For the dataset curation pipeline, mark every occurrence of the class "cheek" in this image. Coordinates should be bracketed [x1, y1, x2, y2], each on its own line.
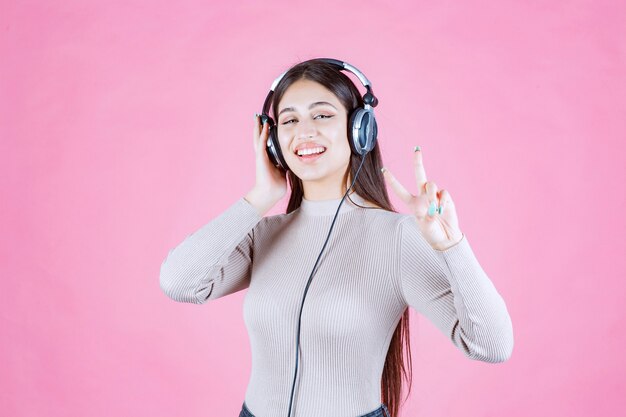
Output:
[336, 132, 352, 154]
[340, 140, 353, 161]
[275, 132, 290, 153]
[278, 139, 293, 157]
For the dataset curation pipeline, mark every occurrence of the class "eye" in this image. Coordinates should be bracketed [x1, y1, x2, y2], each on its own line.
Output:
[280, 115, 334, 125]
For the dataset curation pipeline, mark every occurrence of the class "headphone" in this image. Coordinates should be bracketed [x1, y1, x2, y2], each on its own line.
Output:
[258, 58, 386, 417]
[260, 58, 379, 172]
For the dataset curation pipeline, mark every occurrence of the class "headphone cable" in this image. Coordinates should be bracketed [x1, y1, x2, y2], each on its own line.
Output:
[286, 153, 368, 417]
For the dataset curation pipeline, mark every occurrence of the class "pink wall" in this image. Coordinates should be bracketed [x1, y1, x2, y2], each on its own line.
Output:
[2, 1, 624, 416]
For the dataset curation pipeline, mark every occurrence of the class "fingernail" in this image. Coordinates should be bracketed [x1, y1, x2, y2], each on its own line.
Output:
[380, 167, 387, 173]
[414, 146, 421, 152]
[428, 201, 437, 216]
[438, 205, 444, 214]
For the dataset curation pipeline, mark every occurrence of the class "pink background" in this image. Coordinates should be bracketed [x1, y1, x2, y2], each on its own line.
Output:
[2, 1, 624, 416]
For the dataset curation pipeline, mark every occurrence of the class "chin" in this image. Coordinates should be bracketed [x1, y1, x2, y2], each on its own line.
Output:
[292, 169, 326, 182]
[294, 165, 347, 184]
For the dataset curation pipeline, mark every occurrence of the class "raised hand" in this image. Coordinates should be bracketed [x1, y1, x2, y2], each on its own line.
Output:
[382, 146, 464, 251]
[244, 114, 288, 217]
[252, 114, 288, 197]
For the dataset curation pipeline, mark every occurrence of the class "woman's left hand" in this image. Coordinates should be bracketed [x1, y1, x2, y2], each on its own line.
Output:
[382, 146, 464, 251]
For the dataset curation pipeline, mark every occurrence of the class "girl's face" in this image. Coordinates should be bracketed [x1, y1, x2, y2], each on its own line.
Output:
[276, 79, 352, 199]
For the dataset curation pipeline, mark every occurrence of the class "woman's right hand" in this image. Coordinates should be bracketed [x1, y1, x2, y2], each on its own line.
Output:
[246, 114, 288, 215]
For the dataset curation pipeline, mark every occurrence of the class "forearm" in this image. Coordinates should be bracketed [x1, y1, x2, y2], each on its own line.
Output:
[159, 197, 262, 303]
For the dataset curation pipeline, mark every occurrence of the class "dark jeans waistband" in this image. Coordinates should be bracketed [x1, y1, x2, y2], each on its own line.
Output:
[238, 401, 391, 417]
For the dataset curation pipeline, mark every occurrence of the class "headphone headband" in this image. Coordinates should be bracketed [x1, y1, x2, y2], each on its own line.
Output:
[270, 58, 372, 90]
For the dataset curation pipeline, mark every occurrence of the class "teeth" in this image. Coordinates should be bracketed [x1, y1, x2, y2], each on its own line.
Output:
[297, 147, 326, 156]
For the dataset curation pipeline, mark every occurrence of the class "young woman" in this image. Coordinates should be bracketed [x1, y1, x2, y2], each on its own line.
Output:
[160, 58, 514, 417]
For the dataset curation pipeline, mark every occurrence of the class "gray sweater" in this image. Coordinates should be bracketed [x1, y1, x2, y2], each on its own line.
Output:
[160, 192, 514, 417]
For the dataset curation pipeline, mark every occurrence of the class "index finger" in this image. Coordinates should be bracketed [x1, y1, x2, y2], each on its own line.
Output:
[253, 114, 268, 151]
[413, 146, 428, 195]
[253, 114, 260, 135]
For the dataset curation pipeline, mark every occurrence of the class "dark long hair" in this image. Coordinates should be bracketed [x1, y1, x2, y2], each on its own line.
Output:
[270, 58, 413, 417]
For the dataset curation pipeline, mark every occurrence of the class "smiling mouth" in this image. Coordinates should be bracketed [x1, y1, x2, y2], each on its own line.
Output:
[295, 147, 326, 161]
[295, 147, 327, 157]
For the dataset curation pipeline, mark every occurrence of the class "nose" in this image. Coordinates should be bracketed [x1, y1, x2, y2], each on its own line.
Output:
[296, 118, 317, 139]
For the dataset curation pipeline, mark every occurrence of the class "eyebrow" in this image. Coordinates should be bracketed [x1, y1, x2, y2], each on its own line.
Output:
[278, 101, 338, 117]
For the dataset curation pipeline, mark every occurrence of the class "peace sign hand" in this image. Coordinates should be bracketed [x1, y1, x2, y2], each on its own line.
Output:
[382, 146, 464, 251]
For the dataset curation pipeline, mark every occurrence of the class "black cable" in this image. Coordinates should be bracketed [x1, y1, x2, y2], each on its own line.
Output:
[286, 153, 368, 417]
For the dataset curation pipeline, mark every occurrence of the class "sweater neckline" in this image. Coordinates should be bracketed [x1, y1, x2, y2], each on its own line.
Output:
[298, 192, 372, 217]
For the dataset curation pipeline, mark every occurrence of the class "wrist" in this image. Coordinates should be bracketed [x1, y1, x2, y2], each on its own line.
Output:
[433, 233, 464, 251]
[244, 188, 276, 217]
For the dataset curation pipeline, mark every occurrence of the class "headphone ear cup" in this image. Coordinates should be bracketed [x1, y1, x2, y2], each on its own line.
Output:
[367, 112, 378, 152]
[348, 109, 362, 155]
[265, 122, 289, 172]
[349, 108, 377, 155]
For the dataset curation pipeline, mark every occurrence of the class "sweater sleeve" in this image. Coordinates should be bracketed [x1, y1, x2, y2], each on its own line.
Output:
[395, 216, 514, 363]
[159, 197, 263, 304]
